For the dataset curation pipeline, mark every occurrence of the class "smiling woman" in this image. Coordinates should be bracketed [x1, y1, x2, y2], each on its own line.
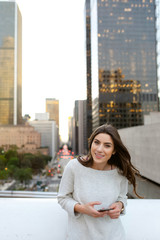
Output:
[58, 124, 142, 240]
[91, 133, 116, 170]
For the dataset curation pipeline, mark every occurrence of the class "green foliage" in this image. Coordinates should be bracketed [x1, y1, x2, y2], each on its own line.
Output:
[7, 165, 18, 178]
[1, 148, 51, 183]
[21, 157, 32, 168]
[0, 169, 9, 180]
[17, 153, 33, 168]
[0, 155, 7, 170]
[42, 155, 52, 164]
[0, 147, 5, 154]
[18, 154, 32, 168]
[31, 155, 45, 173]
[5, 150, 18, 161]
[14, 168, 32, 183]
[7, 157, 20, 167]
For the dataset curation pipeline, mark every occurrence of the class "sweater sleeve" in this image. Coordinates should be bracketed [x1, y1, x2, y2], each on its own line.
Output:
[117, 176, 128, 215]
[57, 160, 81, 218]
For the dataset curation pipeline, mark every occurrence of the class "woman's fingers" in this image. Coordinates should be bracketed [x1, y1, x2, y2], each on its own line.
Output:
[107, 203, 121, 219]
[89, 201, 102, 206]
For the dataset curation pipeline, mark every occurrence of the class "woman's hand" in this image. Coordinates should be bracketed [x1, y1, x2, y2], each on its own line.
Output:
[74, 201, 108, 218]
[107, 201, 123, 219]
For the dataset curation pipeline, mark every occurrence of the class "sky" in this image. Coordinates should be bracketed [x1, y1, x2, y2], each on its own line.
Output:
[16, 0, 86, 142]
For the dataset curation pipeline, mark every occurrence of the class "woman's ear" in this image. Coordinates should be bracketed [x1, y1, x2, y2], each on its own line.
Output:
[112, 150, 116, 155]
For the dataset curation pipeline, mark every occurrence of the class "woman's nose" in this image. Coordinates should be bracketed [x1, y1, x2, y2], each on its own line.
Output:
[97, 144, 103, 151]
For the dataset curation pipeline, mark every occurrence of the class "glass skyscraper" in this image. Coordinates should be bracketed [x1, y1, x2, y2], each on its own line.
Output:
[156, 0, 160, 108]
[87, 0, 158, 130]
[0, 0, 22, 125]
[85, 0, 92, 145]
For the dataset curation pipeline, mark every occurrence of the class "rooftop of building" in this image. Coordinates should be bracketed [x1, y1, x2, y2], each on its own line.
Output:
[0, 191, 159, 240]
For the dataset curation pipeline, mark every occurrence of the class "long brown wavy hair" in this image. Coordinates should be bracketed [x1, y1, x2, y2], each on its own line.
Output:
[78, 124, 142, 198]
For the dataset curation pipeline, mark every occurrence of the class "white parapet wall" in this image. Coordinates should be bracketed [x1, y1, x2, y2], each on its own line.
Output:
[0, 196, 159, 240]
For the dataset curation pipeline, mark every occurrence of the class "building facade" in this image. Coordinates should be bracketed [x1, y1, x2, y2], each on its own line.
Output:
[72, 100, 87, 155]
[156, 0, 160, 109]
[0, 1, 22, 125]
[119, 112, 160, 198]
[68, 116, 73, 149]
[29, 120, 59, 158]
[87, 0, 158, 130]
[35, 113, 49, 121]
[0, 124, 41, 152]
[46, 98, 59, 128]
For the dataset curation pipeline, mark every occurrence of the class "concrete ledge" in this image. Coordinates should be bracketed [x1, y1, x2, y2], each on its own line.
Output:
[0, 197, 159, 240]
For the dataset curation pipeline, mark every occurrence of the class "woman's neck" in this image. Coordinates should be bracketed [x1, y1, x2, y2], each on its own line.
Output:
[91, 162, 112, 171]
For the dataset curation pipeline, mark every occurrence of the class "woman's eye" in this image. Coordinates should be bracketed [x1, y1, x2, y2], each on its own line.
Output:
[94, 141, 99, 144]
[104, 145, 110, 148]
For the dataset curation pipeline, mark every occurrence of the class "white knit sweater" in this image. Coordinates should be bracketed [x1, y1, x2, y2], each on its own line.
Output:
[58, 158, 128, 240]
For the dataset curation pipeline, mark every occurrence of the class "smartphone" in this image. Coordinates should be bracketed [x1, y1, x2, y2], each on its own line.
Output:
[97, 208, 114, 212]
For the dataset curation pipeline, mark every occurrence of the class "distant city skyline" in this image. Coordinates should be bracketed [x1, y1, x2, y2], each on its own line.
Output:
[15, 0, 86, 141]
[2, 0, 159, 142]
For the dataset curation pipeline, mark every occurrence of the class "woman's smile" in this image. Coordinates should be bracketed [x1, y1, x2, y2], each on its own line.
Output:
[94, 153, 105, 159]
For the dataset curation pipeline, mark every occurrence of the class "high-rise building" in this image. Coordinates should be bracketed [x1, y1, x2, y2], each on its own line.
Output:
[0, 1, 22, 125]
[72, 100, 87, 155]
[68, 116, 73, 149]
[86, 0, 159, 130]
[46, 98, 59, 127]
[156, 0, 160, 109]
[29, 119, 59, 158]
[85, 0, 92, 143]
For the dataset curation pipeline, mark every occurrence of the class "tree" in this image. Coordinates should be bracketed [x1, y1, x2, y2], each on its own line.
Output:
[14, 168, 32, 186]
[31, 155, 44, 173]
[0, 169, 9, 180]
[21, 157, 32, 168]
[5, 149, 18, 161]
[7, 157, 20, 167]
[0, 155, 7, 170]
[0, 147, 4, 155]
[42, 155, 52, 165]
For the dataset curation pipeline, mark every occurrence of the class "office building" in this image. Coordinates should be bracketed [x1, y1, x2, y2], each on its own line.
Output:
[29, 119, 59, 158]
[72, 100, 87, 155]
[0, 124, 42, 154]
[85, 0, 92, 143]
[68, 116, 73, 149]
[46, 98, 59, 127]
[0, 0, 22, 125]
[156, 0, 160, 108]
[87, 0, 158, 130]
[35, 112, 49, 121]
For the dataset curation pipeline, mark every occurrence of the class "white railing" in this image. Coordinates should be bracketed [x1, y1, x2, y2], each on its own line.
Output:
[0, 190, 57, 198]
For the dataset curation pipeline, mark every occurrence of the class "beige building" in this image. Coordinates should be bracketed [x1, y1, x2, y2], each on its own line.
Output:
[46, 98, 59, 127]
[119, 112, 160, 198]
[0, 124, 48, 154]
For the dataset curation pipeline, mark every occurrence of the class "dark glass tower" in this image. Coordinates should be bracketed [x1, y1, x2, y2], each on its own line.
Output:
[88, 0, 158, 130]
[0, 1, 22, 125]
[156, 0, 160, 110]
[85, 0, 92, 144]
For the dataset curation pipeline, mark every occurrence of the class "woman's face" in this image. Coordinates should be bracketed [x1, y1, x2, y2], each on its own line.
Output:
[91, 133, 115, 170]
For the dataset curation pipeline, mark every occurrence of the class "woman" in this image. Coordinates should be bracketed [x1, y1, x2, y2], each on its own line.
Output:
[58, 124, 141, 240]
